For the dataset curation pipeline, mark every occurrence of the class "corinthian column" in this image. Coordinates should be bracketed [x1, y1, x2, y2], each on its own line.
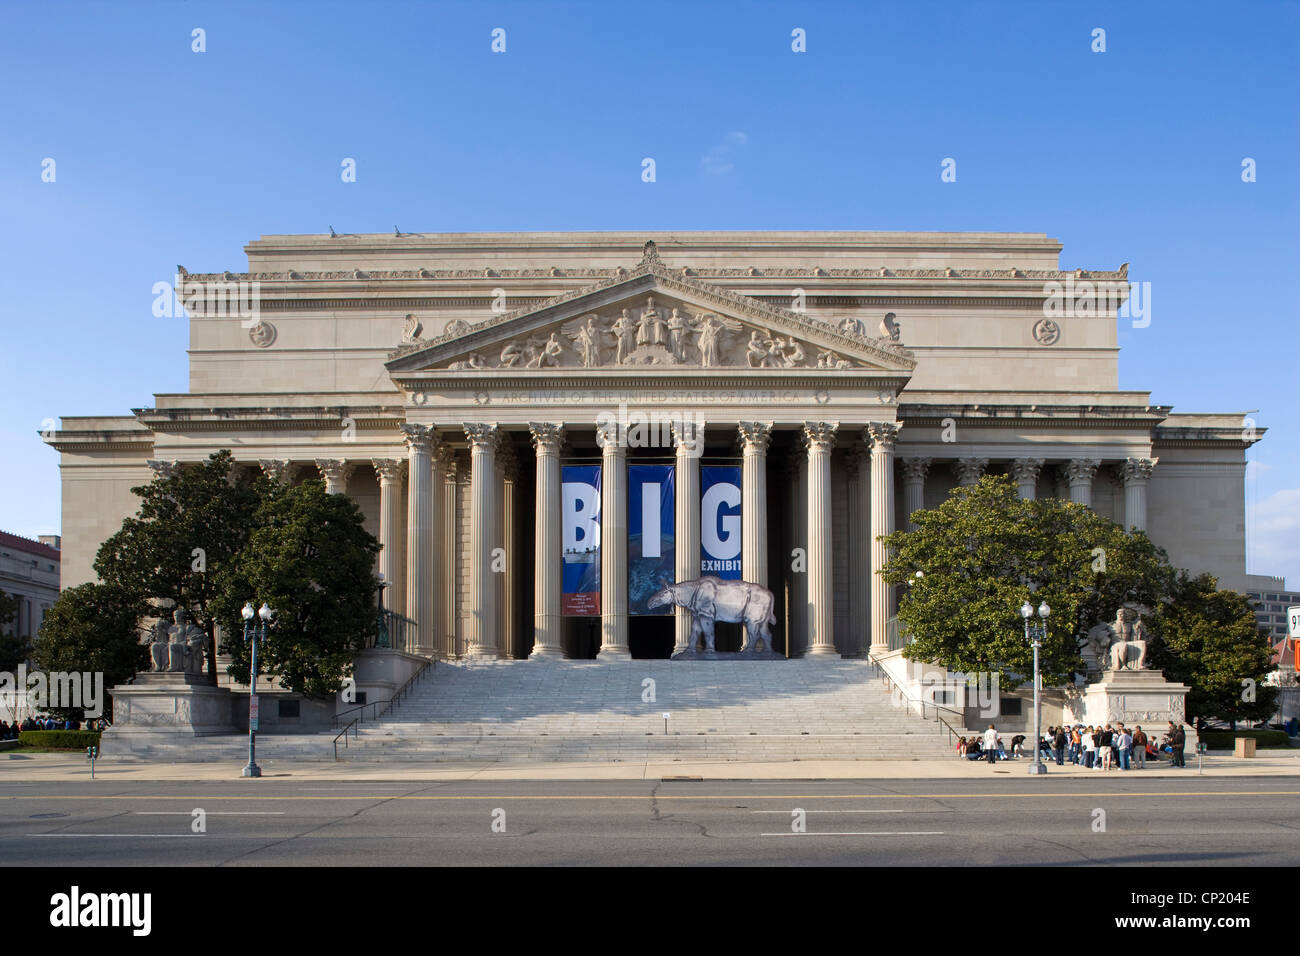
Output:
[953, 457, 988, 488]
[1011, 458, 1045, 500]
[597, 423, 630, 660]
[464, 423, 501, 658]
[1067, 458, 1101, 507]
[315, 459, 355, 494]
[899, 457, 931, 531]
[1120, 457, 1157, 531]
[868, 422, 900, 657]
[499, 443, 519, 659]
[737, 422, 771, 588]
[528, 424, 565, 658]
[440, 447, 459, 658]
[673, 420, 704, 654]
[803, 422, 839, 657]
[372, 458, 408, 617]
[401, 425, 438, 656]
[848, 446, 872, 656]
[259, 459, 293, 486]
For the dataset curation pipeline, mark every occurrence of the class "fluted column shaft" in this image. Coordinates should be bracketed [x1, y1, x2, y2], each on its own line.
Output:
[529, 424, 565, 658]
[440, 449, 459, 658]
[1121, 457, 1157, 532]
[804, 422, 838, 657]
[372, 459, 407, 617]
[738, 423, 771, 589]
[868, 423, 900, 657]
[401, 427, 437, 656]
[465, 424, 501, 658]
[848, 447, 872, 656]
[598, 428, 630, 659]
[673, 422, 703, 653]
[899, 457, 930, 532]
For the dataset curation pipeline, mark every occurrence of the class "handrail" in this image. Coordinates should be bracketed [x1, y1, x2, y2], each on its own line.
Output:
[870, 658, 962, 746]
[331, 659, 436, 760]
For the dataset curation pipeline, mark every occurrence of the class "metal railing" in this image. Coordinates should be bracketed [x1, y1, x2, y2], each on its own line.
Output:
[870, 658, 962, 746]
[362, 609, 416, 652]
[332, 659, 435, 760]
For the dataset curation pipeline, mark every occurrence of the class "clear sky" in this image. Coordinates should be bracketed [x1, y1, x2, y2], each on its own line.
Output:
[1, 0, 1296, 586]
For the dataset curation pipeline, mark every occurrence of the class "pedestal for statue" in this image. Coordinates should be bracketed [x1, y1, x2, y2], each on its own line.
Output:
[1069, 669, 1190, 732]
[100, 672, 238, 755]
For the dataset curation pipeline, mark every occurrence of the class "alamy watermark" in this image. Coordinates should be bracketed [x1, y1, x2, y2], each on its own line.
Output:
[595, 404, 705, 456]
[153, 271, 262, 327]
[1043, 278, 1151, 328]
[0, 666, 104, 719]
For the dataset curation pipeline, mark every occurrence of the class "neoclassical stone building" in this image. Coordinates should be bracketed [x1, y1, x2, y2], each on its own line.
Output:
[46, 231, 1261, 660]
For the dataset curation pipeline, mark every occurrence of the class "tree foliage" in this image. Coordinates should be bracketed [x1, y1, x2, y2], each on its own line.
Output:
[881, 475, 1174, 685]
[212, 480, 379, 698]
[93, 450, 261, 681]
[1147, 572, 1279, 725]
[31, 583, 150, 719]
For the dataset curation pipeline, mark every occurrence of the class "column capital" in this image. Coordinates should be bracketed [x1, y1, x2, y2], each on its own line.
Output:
[400, 423, 437, 453]
[899, 456, 932, 482]
[802, 421, 839, 450]
[371, 458, 407, 484]
[315, 459, 356, 490]
[1010, 457, 1045, 484]
[527, 422, 566, 454]
[1120, 457, 1157, 484]
[463, 422, 500, 452]
[953, 457, 989, 486]
[865, 421, 900, 452]
[258, 459, 293, 484]
[737, 421, 773, 454]
[597, 423, 628, 455]
[1066, 457, 1101, 485]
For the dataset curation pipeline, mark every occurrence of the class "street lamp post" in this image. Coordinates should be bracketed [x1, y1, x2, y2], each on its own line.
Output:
[1022, 599, 1051, 776]
[241, 601, 273, 779]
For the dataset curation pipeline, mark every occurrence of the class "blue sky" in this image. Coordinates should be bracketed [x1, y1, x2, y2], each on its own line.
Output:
[1, 1, 1296, 585]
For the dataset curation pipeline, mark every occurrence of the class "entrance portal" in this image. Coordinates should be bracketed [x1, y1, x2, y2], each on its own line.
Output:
[628, 616, 674, 659]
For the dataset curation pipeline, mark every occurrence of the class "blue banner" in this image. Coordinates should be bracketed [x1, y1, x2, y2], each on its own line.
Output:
[701, 465, 742, 580]
[562, 465, 601, 616]
[628, 464, 676, 615]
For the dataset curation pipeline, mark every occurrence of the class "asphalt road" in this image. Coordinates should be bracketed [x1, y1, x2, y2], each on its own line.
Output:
[2, 777, 1297, 866]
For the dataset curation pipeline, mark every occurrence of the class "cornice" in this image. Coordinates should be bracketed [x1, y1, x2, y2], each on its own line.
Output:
[133, 406, 405, 433]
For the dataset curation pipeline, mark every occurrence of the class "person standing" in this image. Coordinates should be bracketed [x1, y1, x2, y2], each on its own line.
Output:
[983, 724, 999, 766]
[1117, 728, 1132, 770]
[1052, 726, 1067, 766]
[1170, 723, 1186, 768]
[1099, 724, 1114, 770]
[1132, 726, 1147, 769]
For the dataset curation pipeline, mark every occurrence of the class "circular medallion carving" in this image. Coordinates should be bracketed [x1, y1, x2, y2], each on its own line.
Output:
[1032, 318, 1060, 346]
[248, 320, 277, 348]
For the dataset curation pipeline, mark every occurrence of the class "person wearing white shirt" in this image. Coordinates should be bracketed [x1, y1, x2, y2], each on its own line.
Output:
[982, 724, 999, 765]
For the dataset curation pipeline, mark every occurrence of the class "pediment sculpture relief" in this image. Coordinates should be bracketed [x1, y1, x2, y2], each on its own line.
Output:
[439, 296, 852, 372]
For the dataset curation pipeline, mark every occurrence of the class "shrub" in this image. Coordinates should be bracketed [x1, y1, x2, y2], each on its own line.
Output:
[1198, 730, 1290, 750]
[17, 730, 102, 750]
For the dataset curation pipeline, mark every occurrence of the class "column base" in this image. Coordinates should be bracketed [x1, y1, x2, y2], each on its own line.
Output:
[596, 647, 631, 661]
[804, 645, 842, 659]
[529, 646, 566, 660]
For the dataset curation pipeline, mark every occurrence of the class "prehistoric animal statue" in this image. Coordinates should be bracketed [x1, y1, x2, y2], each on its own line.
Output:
[647, 577, 776, 653]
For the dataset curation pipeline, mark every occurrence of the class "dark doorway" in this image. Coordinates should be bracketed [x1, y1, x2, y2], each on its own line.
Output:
[629, 615, 674, 659]
[564, 617, 600, 659]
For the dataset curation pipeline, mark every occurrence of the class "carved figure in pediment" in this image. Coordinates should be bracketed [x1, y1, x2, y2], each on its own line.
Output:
[667, 308, 692, 363]
[782, 338, 806, 367]
[816, 349, 851, 369]
[449, 353, 489, 370]
[499, 342, 523, 368]
[880, 312, 901, 342]
[746, 330, 770, 368]
[402, 313, 424, 344]
[525, 332, 563, 369]
[612, 309, 637, 365]
[563, 314, 603, 367]
[697, 314, 741, 368]
[637, 296, 667, 347]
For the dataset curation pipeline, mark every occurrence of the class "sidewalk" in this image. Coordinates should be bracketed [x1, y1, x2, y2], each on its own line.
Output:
[3, 750, 1299, 782]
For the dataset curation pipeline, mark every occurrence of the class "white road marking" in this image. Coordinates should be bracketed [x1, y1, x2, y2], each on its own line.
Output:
[133, 811, 285, 816]
[761, 831, 946, 837]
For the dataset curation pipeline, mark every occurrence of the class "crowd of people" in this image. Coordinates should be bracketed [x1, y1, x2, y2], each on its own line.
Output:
[957, 721, 1188, 768]
[0, 715, 103, 739]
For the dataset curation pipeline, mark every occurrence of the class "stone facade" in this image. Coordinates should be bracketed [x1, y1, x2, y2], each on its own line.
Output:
[44, 231, 1263, 659]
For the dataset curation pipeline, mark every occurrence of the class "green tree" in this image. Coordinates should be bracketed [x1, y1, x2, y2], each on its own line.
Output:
[1147, 572, 1279, 726]
[212, 480, 379, 698]
[30, 583, 150, 719]
[93, 450, 261, 682]
[881, 475, 1174, 685]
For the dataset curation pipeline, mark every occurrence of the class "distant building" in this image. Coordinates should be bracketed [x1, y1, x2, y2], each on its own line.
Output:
[1244, 574, 1299, 644]
[0, 531, 61, 641]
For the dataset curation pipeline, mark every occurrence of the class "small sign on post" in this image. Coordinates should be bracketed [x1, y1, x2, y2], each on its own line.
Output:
[249, 694, 259, 732]
[1287, 606, 1300, 640]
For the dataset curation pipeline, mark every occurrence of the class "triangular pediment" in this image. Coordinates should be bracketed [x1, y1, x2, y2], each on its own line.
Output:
[386, 244, 915, 376]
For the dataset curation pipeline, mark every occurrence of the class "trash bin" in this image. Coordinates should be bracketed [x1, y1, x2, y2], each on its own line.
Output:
[1233, 737, 1256, 758]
